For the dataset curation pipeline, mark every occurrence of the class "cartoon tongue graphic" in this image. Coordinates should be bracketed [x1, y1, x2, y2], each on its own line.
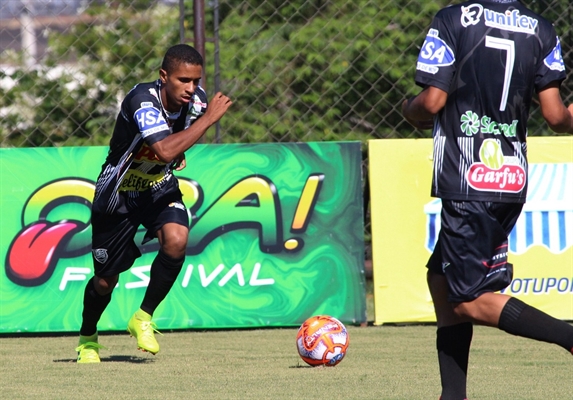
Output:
[6, 221, 78, 286]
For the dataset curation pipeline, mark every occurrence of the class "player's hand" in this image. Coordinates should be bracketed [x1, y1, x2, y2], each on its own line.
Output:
[404, 116, 434, 130]
[172, 154, 186, 171]
[402, 99, 434, 130]
[205, 92, 233, 124]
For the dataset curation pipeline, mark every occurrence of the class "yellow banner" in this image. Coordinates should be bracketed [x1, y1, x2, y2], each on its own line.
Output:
[369, 137, 573, 324]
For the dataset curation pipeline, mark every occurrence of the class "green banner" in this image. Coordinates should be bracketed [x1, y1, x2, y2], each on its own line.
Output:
[0, 142, 365, 333]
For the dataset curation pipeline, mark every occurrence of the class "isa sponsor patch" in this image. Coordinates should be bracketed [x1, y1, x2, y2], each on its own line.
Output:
[416, 29, 455, 75]
[135, 106, 169, 138]
[544, 37, 565, 72]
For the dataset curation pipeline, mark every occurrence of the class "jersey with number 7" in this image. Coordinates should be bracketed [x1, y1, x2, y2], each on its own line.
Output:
[414, 0, 566, 203]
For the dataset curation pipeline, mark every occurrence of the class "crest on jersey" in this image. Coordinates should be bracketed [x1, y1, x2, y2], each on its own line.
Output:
[544, 37, 565, 72]
[460, 4, 483, 27]
[416, 29, 455, 74]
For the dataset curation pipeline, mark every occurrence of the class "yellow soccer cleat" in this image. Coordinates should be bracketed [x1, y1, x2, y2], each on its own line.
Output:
[76, 334, 106, 363]
[127, 310, 162, 355]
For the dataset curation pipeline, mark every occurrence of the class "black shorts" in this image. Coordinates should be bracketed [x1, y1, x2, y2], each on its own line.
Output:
[427, 200, 523, 303]
[91, 190, 189, 277]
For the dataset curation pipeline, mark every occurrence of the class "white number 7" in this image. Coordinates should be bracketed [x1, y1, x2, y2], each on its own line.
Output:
[485, 36, 515, 112]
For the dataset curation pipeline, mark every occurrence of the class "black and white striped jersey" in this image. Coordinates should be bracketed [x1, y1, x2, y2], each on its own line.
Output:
[93, 79, 208, 214]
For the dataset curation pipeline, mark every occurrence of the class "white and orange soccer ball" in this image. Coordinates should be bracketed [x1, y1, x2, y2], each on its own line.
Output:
[296, 315, 349, 367]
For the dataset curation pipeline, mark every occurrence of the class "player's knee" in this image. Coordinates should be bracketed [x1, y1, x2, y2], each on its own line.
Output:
[161, 237, 187, 259]
[159, 226, 188, 258]
[451, 302, 473, 320]
[94, 275, 118, 295]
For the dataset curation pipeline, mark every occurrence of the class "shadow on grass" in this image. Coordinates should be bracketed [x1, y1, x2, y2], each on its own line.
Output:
[289, 364, 331, 369]
[53, 355, 155, 363]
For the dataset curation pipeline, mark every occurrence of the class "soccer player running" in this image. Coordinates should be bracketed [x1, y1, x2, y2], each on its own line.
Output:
[402, 1, 573, 398]
[76, 44, 232, 363]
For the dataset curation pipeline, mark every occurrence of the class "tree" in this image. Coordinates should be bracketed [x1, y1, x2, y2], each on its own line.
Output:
[0, 1, 181, 147]
[1, 0, 570, 147]
[213, 0, 447, 143]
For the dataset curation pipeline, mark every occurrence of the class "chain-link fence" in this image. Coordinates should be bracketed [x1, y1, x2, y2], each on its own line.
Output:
[1, 0, 571, 148]
[1, 0, 572, 263]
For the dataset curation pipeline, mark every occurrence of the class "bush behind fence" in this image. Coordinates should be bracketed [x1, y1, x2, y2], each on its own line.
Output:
[1, 0, 571, 148]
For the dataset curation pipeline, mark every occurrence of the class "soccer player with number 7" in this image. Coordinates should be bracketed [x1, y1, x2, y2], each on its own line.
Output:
[401, 1, 573, 399]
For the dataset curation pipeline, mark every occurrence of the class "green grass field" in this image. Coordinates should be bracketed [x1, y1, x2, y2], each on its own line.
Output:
[1, 324, 571, 399]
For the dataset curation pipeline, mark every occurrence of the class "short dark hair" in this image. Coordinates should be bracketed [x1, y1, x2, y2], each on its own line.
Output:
[161, 44, 203, 72]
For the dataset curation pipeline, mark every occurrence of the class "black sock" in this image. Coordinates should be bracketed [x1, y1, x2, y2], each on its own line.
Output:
[499, 297, 573, 353]
[80, 277, 112, 336]
[437, 322, 473, 400]
[140, 250, 184, 315]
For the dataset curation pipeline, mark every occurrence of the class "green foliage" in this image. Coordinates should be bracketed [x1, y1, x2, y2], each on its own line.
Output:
[0, 67, 109, 146]
[0, 3, 181, 147]
[216, 0, 448, 142]
[1, 0, 569, 147]
[522, 0, 573, 134]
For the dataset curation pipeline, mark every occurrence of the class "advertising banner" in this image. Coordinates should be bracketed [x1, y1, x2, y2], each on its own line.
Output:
[369, 137, 573, 324]
[1, 142, 366, 333]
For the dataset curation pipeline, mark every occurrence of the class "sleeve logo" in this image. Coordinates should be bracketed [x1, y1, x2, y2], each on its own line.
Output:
[544, 37, 565, 72]
[134, 106, 168, 138]
[416, 29, 455, 75]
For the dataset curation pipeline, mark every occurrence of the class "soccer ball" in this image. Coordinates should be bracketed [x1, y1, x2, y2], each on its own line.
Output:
[296, 315, 349, 367]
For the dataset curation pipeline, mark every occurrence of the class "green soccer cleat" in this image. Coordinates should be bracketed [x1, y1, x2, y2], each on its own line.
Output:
[76, 334, 106, 363]
[127, 310, 162, 355]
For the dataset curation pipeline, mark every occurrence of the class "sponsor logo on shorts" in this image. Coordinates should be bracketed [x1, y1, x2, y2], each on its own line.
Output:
[482, 254, 508, 269]
[169, 201, 186, 211]
[483, 245, 508, 276]
[93, 248, 108, 264]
